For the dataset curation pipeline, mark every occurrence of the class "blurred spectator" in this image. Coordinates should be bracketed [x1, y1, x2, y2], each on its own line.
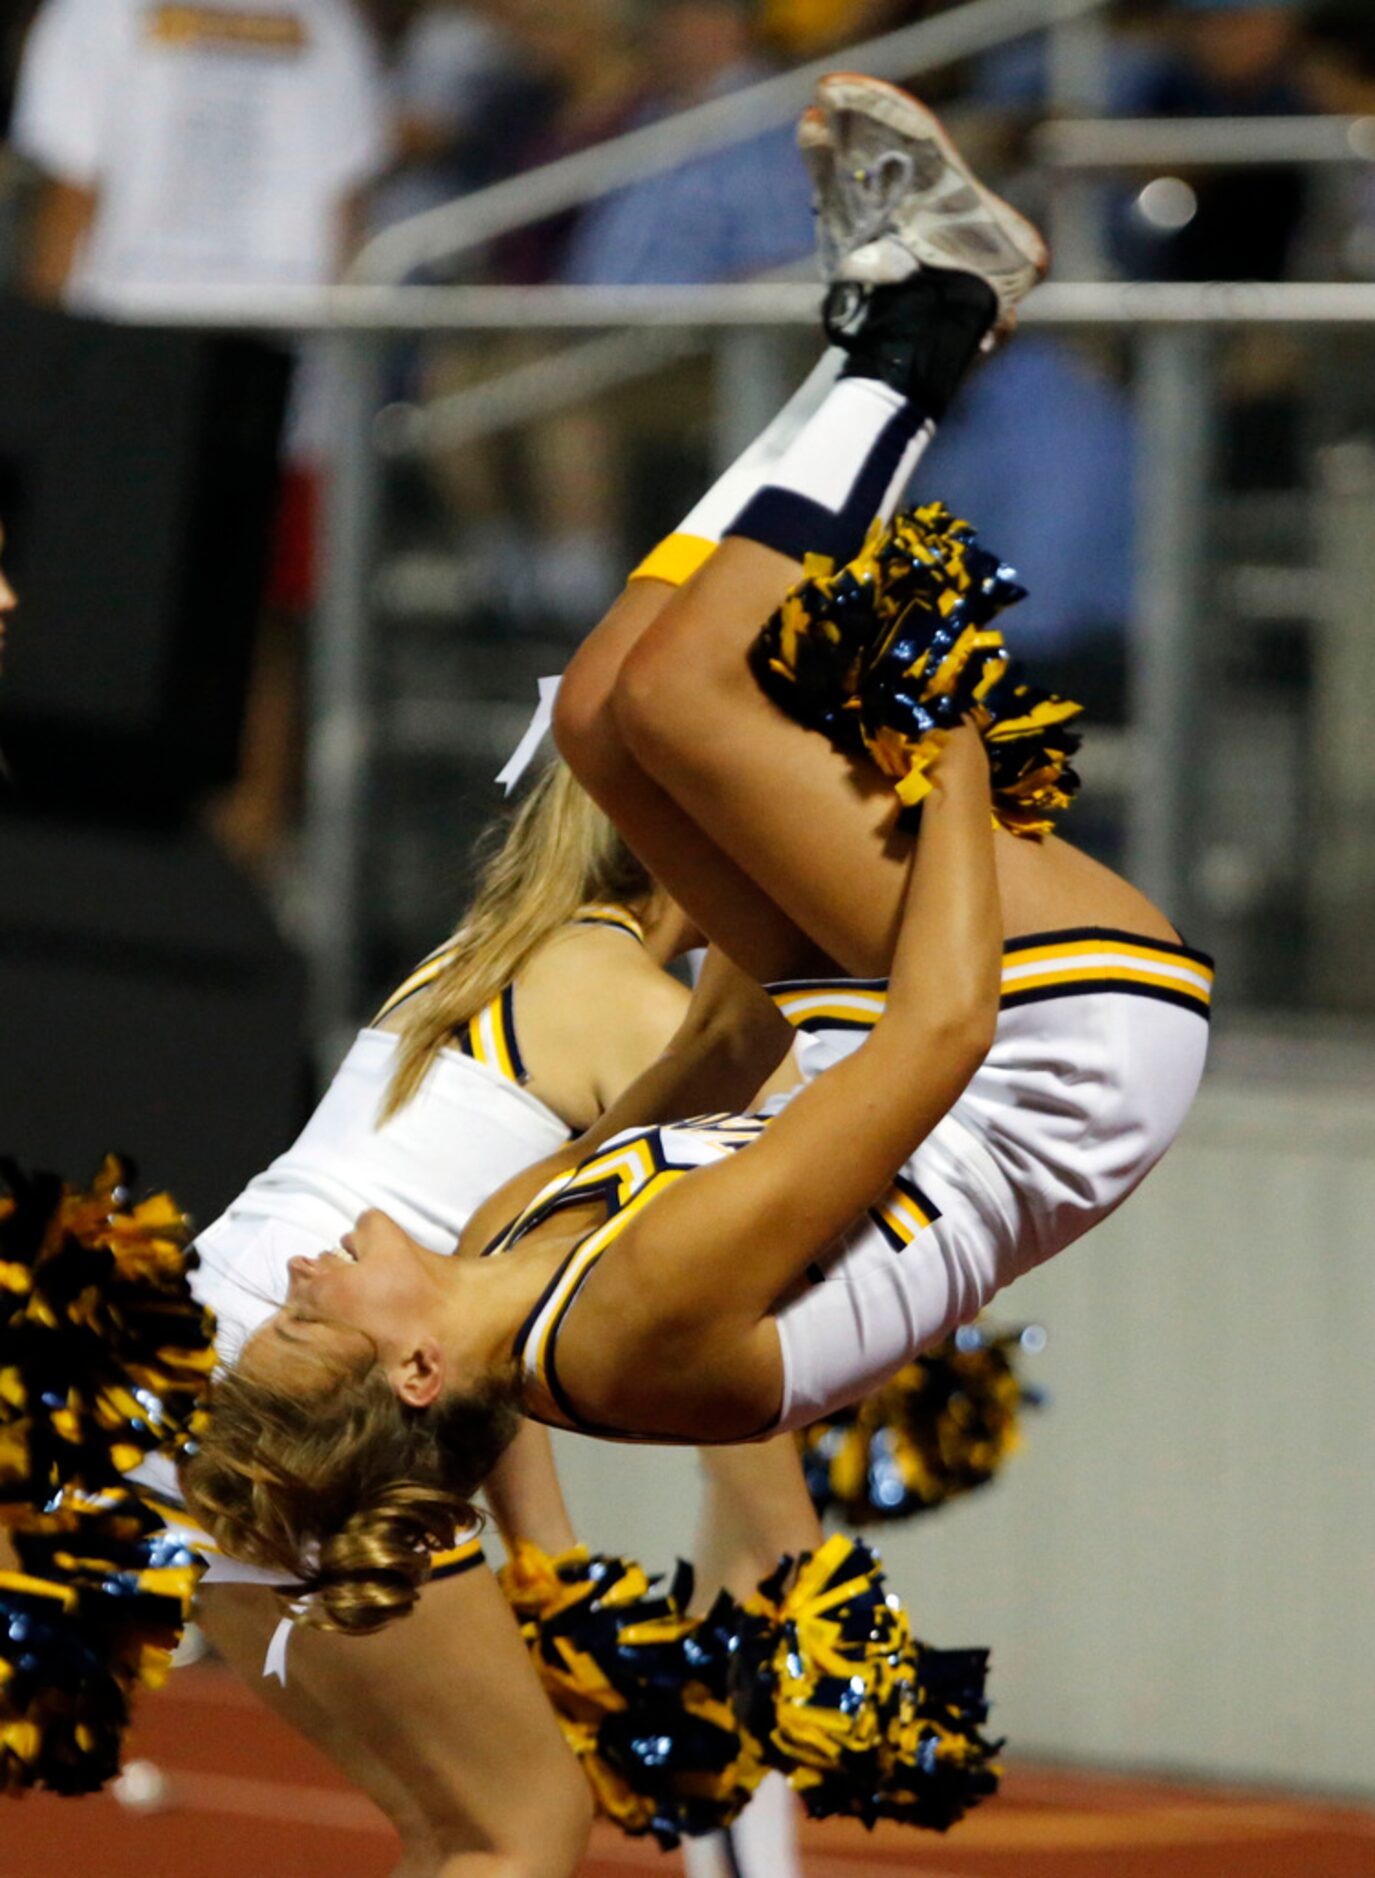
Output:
[1116, 0, 1309, 282]
[563, 0, 815, 284]
[924, 337, 1135, 713]
[1300, 4, 1375, 275]
[759, 0, 922, 61]
[0, 3, 41, 136]
[11, 0, 388, 309]
[0, 2, 41, 289]
[954, 0, 1313, 692]
[418, 0, 644, 627]
[529, 0, 815, 622]
[1296, 3, 1375, 440]
[486, 0, 644, 285]
[1302, 0, 1375, 115]
[976, 0, 1309, 282]
[8, 0, 392, 874]
[369, 0, 526, 234]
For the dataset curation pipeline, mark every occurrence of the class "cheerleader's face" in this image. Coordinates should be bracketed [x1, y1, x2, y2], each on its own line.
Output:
[241, 1208, 449, 1408]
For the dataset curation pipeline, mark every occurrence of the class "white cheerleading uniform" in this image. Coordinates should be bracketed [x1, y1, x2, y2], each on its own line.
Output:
[767, 926, 1212, 1428]
[503, 927, 1212, 1439]
[136, 910, 647, 1583]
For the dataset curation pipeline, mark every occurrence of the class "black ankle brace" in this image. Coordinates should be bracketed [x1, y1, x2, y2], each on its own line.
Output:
[823, 269, 999, 420]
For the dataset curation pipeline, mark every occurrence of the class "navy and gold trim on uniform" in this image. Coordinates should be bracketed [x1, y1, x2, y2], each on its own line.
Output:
[502, 1121, 768, 1441]
[514, 1174, 686, 1440]
[570, 903, 647, 944]
[372, 938, 465, 1023]
[767, 928, 1214, 1029]
[372, 904, 645, 1090]
[869, 1170, 942, 1252]
[768, 979, 888, 1035]
[999, 928, 1214, 1019]
[457, 983, 528, 1084]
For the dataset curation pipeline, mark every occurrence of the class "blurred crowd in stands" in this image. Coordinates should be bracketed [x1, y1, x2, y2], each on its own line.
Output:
[0, 0, 1373, 870]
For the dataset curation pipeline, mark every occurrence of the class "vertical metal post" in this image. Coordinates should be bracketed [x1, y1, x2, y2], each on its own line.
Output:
[1129, 327, 1210, 928]
[304, 333, 381, 1075]
[1046, 11, 1112, 279]
[1312, 440, 1375, 1006]
[713, 326, 792, 472]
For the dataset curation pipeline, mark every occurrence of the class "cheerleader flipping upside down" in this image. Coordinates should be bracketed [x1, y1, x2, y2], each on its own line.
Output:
[186, 77, 1211, 1599]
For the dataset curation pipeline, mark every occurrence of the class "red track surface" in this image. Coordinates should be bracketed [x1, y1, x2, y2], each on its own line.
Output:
[6, 1664, 1373, 1876]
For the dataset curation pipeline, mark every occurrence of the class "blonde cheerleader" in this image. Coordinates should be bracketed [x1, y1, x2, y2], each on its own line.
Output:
[0, 760, 800, 1870]
[181, 74, 1208, 1566]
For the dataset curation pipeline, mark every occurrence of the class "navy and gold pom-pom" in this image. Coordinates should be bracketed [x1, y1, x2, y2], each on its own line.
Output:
[0, 1492, 203, 1795]
[799, 1324, 1045, 1526]
[750, 503, 1083, 838]
[733, 1534, 1000, 1831]
[0, 1157, 215, 1511]
[878, 1640, 1002, 1831]
[498, 1541, 763, 1848]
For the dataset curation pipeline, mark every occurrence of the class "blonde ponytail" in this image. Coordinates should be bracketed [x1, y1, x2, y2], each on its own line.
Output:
[380, 760, 650, 1121]
[181, 1361, 520, 1636]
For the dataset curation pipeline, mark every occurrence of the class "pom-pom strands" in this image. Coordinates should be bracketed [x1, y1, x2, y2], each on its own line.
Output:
[0, 1157, 214, 1510]
[0, 1493, 203, 1795]
[501, 1536, 1000, 1843]
[733, 1534, 1000, 1831]
[498, 1541, 763, 1848]
[750, 502, 1083, 838]
[0, 1158, 209, 1795]
[799, 1325, 1044, 1526]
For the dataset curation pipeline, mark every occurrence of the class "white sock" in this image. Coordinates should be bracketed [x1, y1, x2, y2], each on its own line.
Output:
[629, 350, 845, 588]
[728, 375, 936, 568]
[677, 349, 845, 544]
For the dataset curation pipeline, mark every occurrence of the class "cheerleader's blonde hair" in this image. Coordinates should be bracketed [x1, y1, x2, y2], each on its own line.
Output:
[380, 760, 650, 1120]
[181, 1351, 520, 1635]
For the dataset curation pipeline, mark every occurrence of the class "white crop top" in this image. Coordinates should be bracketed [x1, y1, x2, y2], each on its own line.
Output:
[191, 1029, 569, 1361]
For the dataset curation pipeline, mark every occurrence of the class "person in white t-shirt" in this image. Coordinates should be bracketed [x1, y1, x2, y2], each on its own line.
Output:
[10, 0, 393, 872]
[11, 0, 388, 309]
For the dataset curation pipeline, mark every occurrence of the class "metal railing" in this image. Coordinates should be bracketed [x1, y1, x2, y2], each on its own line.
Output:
[98, 278, 1375, 1059]
[351, 0, 1111, 286]
[78, 0, 1375, 1055]
[1036, 114, 1375, 171]
[99, 277, 1375, 334]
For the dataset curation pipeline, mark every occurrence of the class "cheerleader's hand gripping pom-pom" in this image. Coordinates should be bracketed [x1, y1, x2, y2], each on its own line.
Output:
[0, 1156, 215, 1511]
[498, 1541, 764, 1847]
[799, 1323, 1046, 1526]
[750, 503, 1083, 838]
[0, 1491, 204, 1795]
[733, 1534, 1000, 1831]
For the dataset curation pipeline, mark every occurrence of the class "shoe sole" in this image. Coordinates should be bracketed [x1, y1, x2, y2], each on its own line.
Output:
[797, 103, 830, 155]
[815, 72, 1049, 291]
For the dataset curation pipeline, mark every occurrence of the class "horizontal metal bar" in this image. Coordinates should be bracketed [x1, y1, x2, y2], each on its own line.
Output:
[351, 0, 1107, 284]
[96, 278, 1375, 335]
[1037, 114, 1375, 170]
[376, 326, 701, 456]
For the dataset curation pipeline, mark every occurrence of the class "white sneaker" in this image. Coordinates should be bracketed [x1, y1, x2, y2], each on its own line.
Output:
[797, 103, 849, 282]
[807, 73, 1048, 317]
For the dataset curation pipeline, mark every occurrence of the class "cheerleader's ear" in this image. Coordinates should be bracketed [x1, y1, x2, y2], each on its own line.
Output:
[391, 1335, 445, 1411]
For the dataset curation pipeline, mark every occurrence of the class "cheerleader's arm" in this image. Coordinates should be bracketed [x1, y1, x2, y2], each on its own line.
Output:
[578, 730, 1001, 1440]
[458, 949, 794, 1259]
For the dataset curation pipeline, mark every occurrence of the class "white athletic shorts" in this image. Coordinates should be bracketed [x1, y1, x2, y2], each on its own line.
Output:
[768, 929, 1214, 1430]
